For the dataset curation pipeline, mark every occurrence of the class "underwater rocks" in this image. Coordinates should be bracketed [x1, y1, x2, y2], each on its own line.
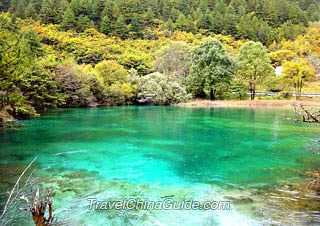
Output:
[306, 170, 320, 192]
[0, 162, 36, 193]
[224, 196, 254, 204]
[219, 177, 320, 225]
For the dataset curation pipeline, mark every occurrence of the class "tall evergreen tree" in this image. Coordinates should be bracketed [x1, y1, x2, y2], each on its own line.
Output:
[114, 15, 128, 39]
[61, 6, 76, 31]
[76, 15, 94, 32]
[130, 16, 143, 38]
[40, 0, 57, 24]
[25, 0, 38, 20]
[100, 15, 111, 35]
[175, 13, 186, 31]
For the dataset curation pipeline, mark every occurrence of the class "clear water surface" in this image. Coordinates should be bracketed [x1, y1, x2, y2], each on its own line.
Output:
[0, 106, 319, 225]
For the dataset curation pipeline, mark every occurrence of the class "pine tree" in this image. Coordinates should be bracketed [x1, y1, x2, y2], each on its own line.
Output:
[306, 3, 320, 21]
[175, 13, 186, 31]
[198, 10, 213, 31]
[185, 15, 196, 33]
[130, 16, 143, 38]
[145, 7, 155, 26]
[161, 0, 170, 21]
[40, 0, 57, 24]
[61, 6, 76, 31]
[199, 0, 208, 13]
[25, 0, 38, 20]
[23, 28, 43, 57]
[164, 18, 175, 34]
[169, 8, 181, 22]
[76, 15, 94, 32]
[114, 15, 128, 39]
[102, 1, 113, 19]
[56, 0, 69, 23]
[215, 0, 227, 14]
[13, 0, 27, 19]
[100, 15, 111, 35]
[69, 0, 81, 16]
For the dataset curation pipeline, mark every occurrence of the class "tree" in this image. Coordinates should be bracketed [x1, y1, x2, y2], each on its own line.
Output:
[269, 50, 298, 66]
[12, 0, 27, 19]
[56, 0, 69, 23]
[55, 59, 95, 107]
[23, 28, 44, 57]
[237, 41, 274, 100]
[94, 60, 129, 87]
[198, 10, 213, 31]
[19, 65, 63, 111]
[175, 13, 186, 31]
[282, 60, 316, 100]
[188, 38, 234, 100]
[154, 41, 190, 82]
[185, 15, 196, 33]
[25, 0, 38, 20]
[40, 0, 56, 24]
[94, 60, 135, 105]
[137, 72, 189, 105]
[306, 3, 320, 21]
[129, 16, 143, 38]
[76, 15, 94, 32]
[145, 7, 155, 26]
[279, 21, 305, 40]
[100, 15, 111, 35]
[61, 6, 76, 31]
[114, 15, 127, 39]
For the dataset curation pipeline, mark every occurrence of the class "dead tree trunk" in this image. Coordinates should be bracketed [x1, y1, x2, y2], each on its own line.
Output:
[20, 188, 54, 226]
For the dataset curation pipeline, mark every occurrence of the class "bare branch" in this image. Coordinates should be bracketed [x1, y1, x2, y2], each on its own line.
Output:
[0, 157, 37, 220]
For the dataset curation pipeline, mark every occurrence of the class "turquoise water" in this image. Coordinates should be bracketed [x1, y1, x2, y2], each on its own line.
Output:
[0, 106, 319, 225]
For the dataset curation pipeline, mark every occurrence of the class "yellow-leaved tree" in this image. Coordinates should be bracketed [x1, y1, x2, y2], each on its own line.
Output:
[282, 60, 316, 100]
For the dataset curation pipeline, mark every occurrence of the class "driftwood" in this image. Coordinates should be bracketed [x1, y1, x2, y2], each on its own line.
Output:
[294, 104, 320, 123]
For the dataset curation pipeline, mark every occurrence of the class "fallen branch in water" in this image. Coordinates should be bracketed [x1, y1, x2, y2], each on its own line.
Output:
[294, 104, 320, 123]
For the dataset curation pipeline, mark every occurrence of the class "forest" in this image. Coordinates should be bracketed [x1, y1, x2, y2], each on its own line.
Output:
[0, 0, 320, 122]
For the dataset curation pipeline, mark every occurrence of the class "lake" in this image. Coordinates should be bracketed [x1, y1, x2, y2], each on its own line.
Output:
[0, 106, 319, 225]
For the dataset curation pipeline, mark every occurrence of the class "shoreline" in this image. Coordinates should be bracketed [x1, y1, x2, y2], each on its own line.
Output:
[176, 100, 320, 108]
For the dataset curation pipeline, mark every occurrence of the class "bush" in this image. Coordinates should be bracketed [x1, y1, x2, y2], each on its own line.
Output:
[94, 60, 136, 105]
[137, 72, 189, 105]
[54, 59, 96, 107]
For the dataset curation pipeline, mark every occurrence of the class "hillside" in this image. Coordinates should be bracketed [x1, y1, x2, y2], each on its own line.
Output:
[0, 0, 319, 123]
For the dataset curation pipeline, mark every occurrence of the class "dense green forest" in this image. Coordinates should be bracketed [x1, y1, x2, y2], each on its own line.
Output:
[2, 0, 320, 43]
[0, 0, 319, 123]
